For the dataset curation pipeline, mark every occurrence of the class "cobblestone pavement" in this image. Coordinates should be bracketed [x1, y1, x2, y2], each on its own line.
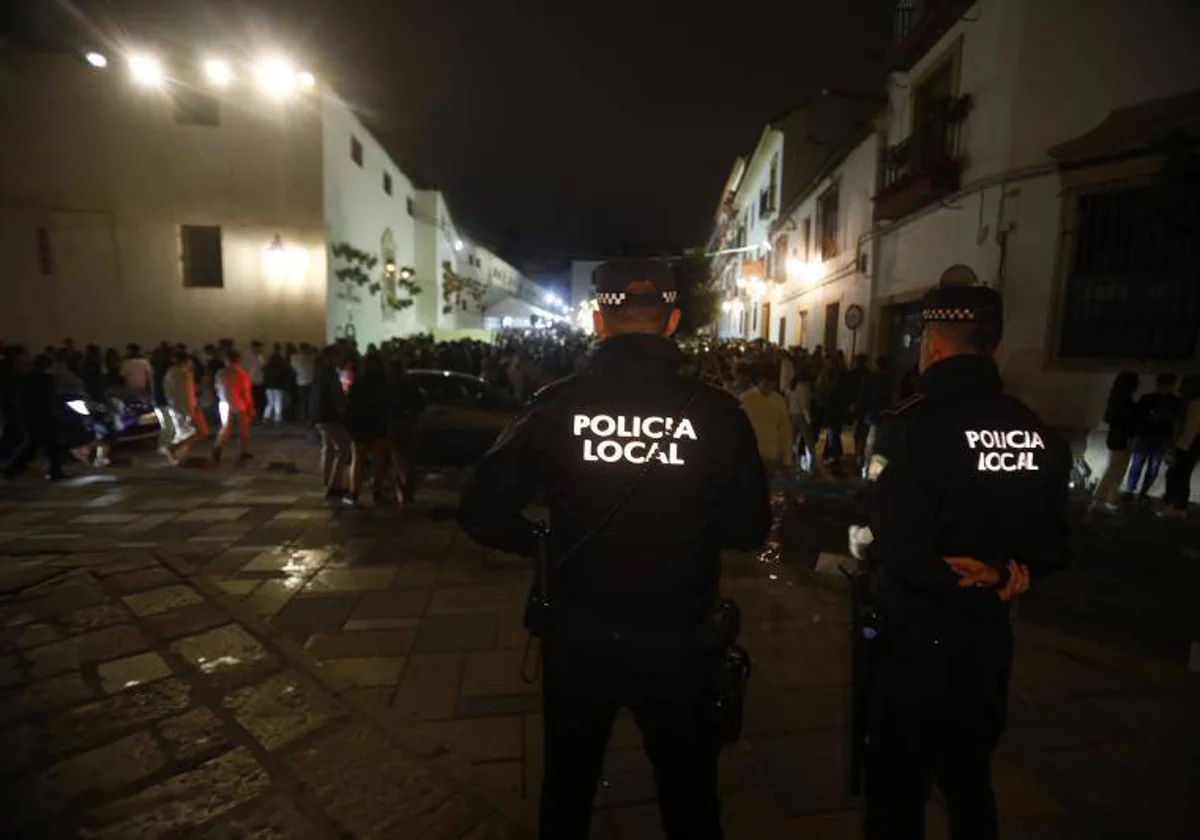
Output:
[1, 430, 1197, 838]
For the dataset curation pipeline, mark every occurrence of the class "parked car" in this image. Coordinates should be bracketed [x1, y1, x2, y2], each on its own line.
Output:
[407, 370, 523, 462]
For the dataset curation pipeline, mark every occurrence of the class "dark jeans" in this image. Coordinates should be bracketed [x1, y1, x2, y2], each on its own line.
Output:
[825, 421, 845, 461]
[1124, 439, 1166, 495]
[252, 385, 266, 421]
[540, 638, 722, 840]
[296, 384, 312, 424]
[1163, 446, 1198, 511]
[3, 428, 63, 480]
[865, 616, 1013, 840]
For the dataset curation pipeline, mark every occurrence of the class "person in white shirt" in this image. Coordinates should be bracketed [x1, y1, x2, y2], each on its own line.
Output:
[740, 363, 794, 477]
[777, 349, 795, 397]
[243, 341, 266, 423]
[784, 367, 814, 472]
[291, 343, 316, 424]
[120, 344, 153, 395]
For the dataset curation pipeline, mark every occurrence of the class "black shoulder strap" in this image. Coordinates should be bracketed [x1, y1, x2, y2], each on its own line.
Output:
[537, 383, 702, 595]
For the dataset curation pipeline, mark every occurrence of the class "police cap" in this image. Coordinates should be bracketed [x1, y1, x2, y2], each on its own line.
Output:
[593, 258, 678, 309]
[921, 285, 1003, 327]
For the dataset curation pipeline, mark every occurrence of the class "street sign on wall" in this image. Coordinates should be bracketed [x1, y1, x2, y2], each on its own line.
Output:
[844, 303, 864, 331]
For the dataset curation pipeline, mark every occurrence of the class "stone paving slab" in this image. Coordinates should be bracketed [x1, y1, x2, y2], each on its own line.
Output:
[0, 538, 530, 837]
[1, 432, 1197, 838]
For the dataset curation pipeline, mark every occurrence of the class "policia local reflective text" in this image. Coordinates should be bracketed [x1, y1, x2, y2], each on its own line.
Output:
[573, 413, 699, 465]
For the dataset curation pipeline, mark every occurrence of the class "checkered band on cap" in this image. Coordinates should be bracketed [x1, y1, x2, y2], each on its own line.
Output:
[922, 307, 978, 322]
[595, 290, 678, 307]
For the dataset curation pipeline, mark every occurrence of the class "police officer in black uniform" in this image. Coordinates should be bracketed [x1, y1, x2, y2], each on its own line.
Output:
[861, 286, 1071, 840]
[458, 258, 771, 839]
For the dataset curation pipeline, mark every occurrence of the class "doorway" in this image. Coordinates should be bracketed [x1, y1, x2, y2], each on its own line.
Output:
[777, 316, 787, 347]
[824, 301, 840, 353]
[798, 309, 809, 348]
[885, 301, 924, 392]
[761, 302, 772, 341]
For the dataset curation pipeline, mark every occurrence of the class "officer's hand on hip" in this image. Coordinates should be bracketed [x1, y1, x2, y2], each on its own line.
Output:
[997, 560, 1031, 602]
[943, 556, 1000, 588]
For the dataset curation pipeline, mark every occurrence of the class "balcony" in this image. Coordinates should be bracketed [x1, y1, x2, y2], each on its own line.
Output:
[887, 0, 977, 71]
[874, 95, 971, 221]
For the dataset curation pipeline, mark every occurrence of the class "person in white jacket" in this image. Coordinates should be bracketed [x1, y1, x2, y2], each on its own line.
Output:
[162, 349, 209, 463]
[785, 369, 814, 472]
[740, 363, 794, 477]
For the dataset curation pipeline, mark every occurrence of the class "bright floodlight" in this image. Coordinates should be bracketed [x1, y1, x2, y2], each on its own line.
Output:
[256, 57, 296, 97]
[296, 70, 316, 91]
[204, 58, 232, 87]
[454, 239, 464, 252]
[85, 51, 108, 69]
[129, 53, 164, 86]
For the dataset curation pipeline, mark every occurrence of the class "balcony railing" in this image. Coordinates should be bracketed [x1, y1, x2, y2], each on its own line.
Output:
[874, 95, 971, 221]
[888, 0, 977, 71]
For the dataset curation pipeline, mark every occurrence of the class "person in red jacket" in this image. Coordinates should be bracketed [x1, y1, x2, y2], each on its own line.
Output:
[212, 349, 254, 465]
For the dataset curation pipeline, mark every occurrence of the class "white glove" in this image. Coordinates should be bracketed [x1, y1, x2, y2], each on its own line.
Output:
[848, 525, 874, 562]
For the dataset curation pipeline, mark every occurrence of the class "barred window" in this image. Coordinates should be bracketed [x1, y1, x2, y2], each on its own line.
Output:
[818, 187, 839, 260]
[1058, 185, 1200, 361]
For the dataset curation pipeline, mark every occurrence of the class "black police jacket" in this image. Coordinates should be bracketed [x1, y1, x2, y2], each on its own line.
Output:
[458, 333, 772, 632]
[865, 354, 1071, 622]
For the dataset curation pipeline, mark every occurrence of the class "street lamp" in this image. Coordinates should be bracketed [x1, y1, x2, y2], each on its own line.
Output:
[296, 70, 316, 91]
[129, 53, 164, 87]
[454, 239, 464, 252]
[204, 58, 233, 87]
[256, 57, 296, 97]
[85, 51, 108, 69]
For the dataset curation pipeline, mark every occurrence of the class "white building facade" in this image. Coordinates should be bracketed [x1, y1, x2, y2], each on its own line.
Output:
[870, 0, 1200, 488]
[769, 131, 880, 357]
[711, 93, 884, 346]
[0, 46, 529, 352]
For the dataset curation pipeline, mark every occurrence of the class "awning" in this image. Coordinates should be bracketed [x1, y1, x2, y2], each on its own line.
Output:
[1048, 88, 1200, 167]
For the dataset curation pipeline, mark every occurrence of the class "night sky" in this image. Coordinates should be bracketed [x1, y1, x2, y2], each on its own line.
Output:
[10, 0, 893, 268]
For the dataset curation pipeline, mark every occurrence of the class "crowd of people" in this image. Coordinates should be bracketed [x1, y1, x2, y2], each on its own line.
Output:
[4, 329, 1197, 518]
[682, 340, 899, 479]
[1091, 371, 1200, 519]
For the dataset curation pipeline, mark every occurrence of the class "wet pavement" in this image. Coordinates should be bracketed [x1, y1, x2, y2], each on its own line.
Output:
[1, 428, 1197, 838]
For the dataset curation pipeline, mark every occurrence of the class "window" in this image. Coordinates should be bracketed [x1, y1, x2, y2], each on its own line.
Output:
[768, 154, 779, 211]
[802, 217, 812, 261]
[1057, 184, 1200, 361]
[181, 225, 224, 288]
[758, 189, 769, 218]
[350, 135, 364, 167]
[818, 187, 840, 260]
[406, 196, 414, 215]
[825, 301, 840, 350]
[383, 172, 393, 195]
[36, 227, 53, 275]
[172, 90, 220, 126]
